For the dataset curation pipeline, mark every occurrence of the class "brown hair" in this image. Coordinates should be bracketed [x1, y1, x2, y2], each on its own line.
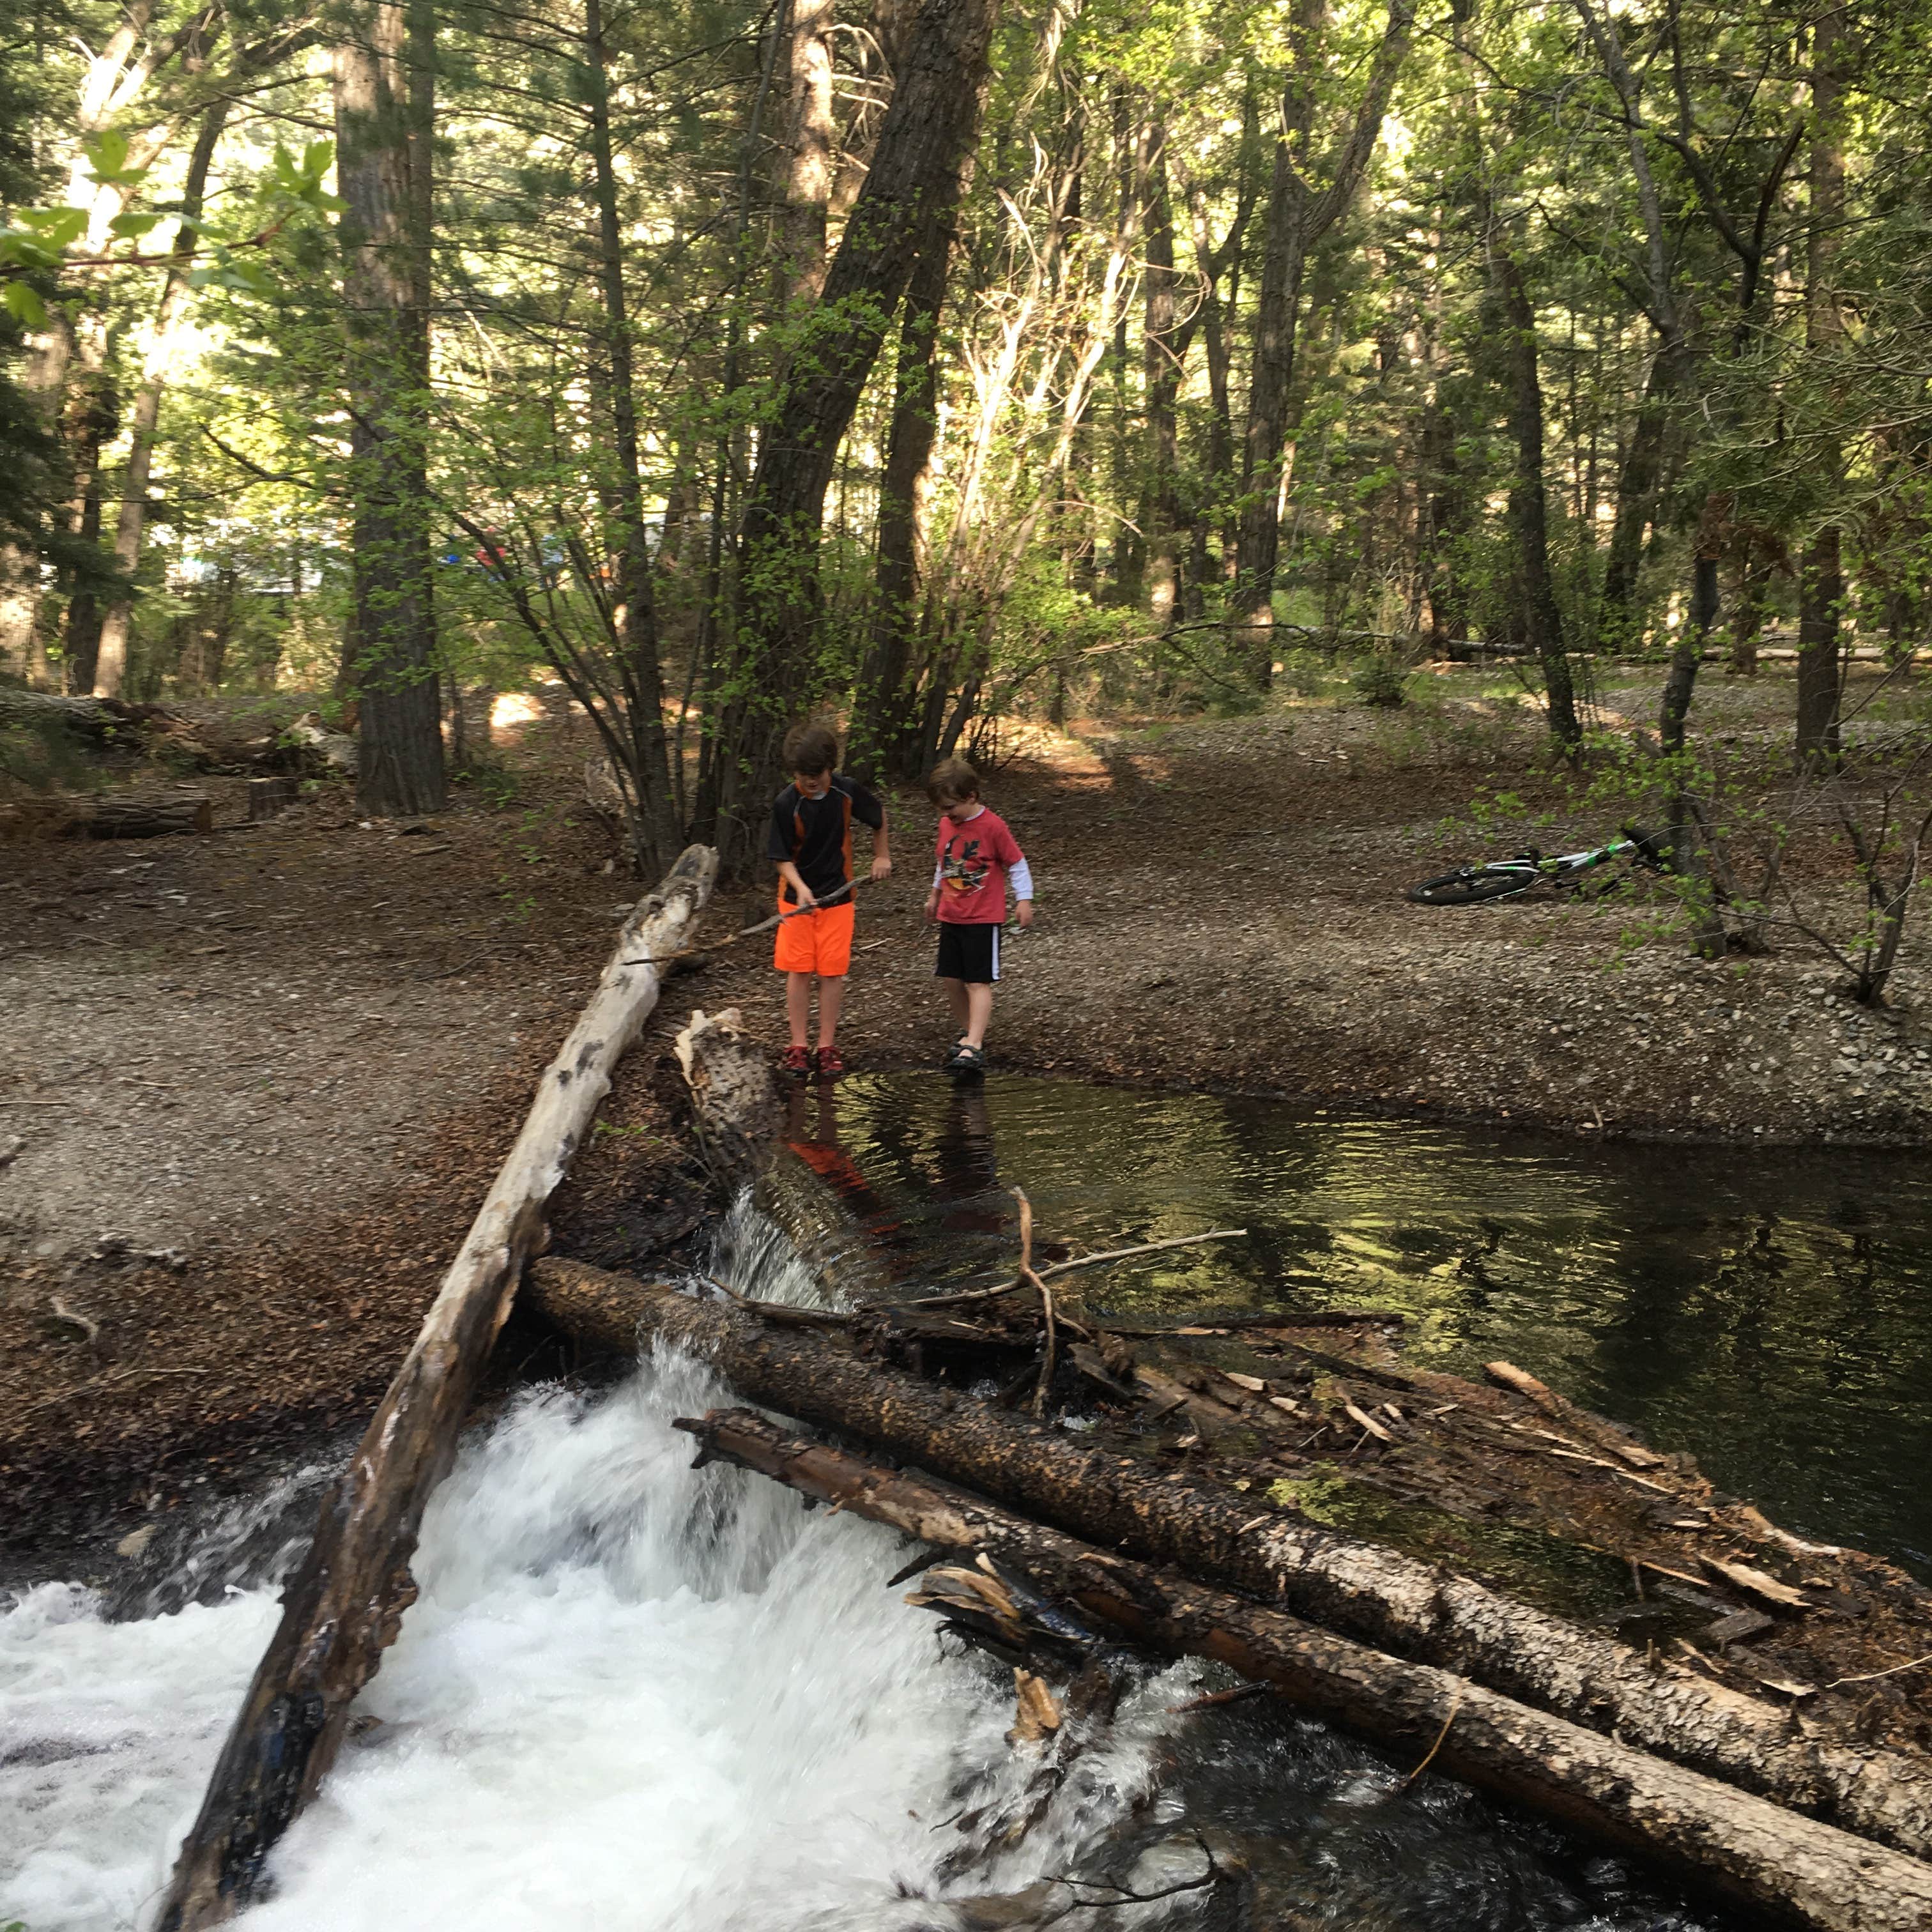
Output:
[927, 756, 981, 805]
[784, 721, 840, 778]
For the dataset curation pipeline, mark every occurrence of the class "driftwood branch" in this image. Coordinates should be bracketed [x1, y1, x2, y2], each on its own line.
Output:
[680, 1409, 1932, 1932]
[155, 846, 719, 1931]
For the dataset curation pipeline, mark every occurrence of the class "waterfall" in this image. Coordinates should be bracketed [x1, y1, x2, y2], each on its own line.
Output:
[1, 1199, 1188, 1932]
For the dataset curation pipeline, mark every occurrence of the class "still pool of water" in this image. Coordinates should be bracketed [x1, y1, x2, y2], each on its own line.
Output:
[769, 1073, 1932, 1578]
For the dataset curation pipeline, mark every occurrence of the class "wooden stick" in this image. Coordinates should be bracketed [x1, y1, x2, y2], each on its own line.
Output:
[155, 846, 718, 1931]
[889, 1228, 1248, 1311]
[619, 874, 861, 970]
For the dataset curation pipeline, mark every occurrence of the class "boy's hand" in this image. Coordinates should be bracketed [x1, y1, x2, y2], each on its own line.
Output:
[793, 885, 817, 908]
[870, 854, 893, 882]
[1015, 900, 1034, 930]
[924, 890, 941, 923]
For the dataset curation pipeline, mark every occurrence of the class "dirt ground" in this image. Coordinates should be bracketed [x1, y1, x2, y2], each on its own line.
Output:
[6, 664, 1928, 1577]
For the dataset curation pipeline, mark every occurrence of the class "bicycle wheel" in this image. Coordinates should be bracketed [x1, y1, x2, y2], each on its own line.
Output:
[1406, 866, 1540, 906]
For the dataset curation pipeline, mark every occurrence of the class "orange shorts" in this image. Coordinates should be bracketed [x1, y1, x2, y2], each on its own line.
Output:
[773, 896, 855, 976]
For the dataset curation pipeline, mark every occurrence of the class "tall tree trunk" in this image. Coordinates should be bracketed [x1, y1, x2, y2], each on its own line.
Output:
[335, 0, 445, 816]
[1232, 0, 1414, 686]
[712, 0, 1002, 875]
[1140, 111, 1181, 631]
[1491, 234, 1581, 747]
[583, 0, 680, 870]
[1796, 5, 1846, 767]
[92, 103, 227, 700]
[1598, 340, 1680, 644]
[776, 0, 836, 303]
[61, 361, 117, 692]
[850, 228, 951, 781]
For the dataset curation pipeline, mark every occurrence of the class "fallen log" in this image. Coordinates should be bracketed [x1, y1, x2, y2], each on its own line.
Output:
[155, 844, 719, 1932]
[682, 1409, 1932, 1932]
[524, 1254, 1932, 1861]
[0, 792, 213, 838]
[0, 688, 178, 739]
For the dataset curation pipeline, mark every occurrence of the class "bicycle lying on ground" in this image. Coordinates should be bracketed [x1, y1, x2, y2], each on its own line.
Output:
[1406, 825, 1671, 905]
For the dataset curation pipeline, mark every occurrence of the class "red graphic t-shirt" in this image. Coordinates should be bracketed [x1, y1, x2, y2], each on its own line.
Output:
[934, 806, 1029, 924]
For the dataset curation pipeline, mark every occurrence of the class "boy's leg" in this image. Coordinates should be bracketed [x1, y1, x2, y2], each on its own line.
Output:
[785, 970, 813, 1049]
[962, 981, 994, 1049]
[939, 975, 970, 1034]
[816, 974, 845, 1049]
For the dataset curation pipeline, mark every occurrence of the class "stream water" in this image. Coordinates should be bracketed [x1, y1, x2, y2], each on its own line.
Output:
[9, 1073, 1929, 1932]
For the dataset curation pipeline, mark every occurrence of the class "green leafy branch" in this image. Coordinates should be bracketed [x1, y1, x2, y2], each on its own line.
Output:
[0, 133, 342, 328]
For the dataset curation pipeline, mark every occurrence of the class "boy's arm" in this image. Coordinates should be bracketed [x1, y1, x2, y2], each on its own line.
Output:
[998, 820, 1034, 926]
[1009, 854, 1034, 926]
[869, 818, 892, 881]
[776, 859, 815, 907]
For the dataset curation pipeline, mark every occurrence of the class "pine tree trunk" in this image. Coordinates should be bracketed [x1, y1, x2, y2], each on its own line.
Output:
[776, 0, 836, 303]
[335, 0, 445, 817]
[1491, 236, 1580, 746]
[1795, 6, 1846, 767]
[713, 0, 1002, 875]
[584, 0, 680, 871]
[1140, 112, 1181, 632]
[1598, 341, 1680, 646]
[851, 231, 951, 780]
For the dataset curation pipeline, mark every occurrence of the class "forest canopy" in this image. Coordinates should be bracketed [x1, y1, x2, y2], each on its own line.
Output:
[1, 0, 1928, 865]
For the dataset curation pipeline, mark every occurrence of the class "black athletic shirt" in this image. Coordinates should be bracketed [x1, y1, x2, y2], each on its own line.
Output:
[768, 774, 885, 905]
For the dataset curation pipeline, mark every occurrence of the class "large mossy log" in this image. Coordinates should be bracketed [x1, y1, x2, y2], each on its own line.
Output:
[682, 1407, 1932, 1932]
[155, 847, 719, 1931]
[525, 1254, 1932, 1862]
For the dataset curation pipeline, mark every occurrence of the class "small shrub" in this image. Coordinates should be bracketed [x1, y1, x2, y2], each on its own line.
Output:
[1351, 654, 1409, 709]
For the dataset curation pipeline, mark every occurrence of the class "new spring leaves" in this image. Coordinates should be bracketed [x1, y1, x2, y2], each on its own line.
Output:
[1, 132, 341, 328]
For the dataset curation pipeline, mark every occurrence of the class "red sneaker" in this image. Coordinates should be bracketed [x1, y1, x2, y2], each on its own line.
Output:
[816, 1045, 847, 1077]
[781, 1045, 816, 1076]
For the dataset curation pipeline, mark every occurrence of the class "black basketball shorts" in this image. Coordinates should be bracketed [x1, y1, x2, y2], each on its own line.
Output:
[934, 919, 1000, 984]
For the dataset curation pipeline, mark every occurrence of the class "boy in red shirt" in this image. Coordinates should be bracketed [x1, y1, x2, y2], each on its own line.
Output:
[770, 723, 891, 1076]
[923, 756, 1033, 1077]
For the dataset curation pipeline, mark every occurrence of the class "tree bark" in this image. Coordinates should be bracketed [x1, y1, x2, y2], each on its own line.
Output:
[1139, 111, 1181, 632]
[154, 847, 717, 1931]
[524, 1255, 1932, 1861]
[776, 0, 837, 303]
[91, 101, 228, 700]
[1490, 234, 1581, 746]
[335, 0, 445, 818]
[0, 792, 213, 838]
[583, 0, 680, 872]
[850, 226, 951, 782]
[711, 0, 1002, 874]
[684, 1409, 1932, 1932]
[1232, 0, 1414, 684]
[1796, 5, 1846, 767]
[1598, 341, 1680, 644]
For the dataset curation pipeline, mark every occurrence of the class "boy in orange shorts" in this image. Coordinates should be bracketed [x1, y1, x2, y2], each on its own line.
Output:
[769, 722, 891, 1076]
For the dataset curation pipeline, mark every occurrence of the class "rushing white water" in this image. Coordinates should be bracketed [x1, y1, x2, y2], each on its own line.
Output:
[1, 1201, 1188, 1932]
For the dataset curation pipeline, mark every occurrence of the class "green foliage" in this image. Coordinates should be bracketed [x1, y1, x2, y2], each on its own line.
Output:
[1350, 653, 1409, 708]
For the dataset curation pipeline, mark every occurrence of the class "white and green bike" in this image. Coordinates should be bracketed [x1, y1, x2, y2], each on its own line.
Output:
[1406, 825, 1670, 906]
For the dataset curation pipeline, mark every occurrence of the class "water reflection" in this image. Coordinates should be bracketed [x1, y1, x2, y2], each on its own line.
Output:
[772, 1075, 1932, 1576]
